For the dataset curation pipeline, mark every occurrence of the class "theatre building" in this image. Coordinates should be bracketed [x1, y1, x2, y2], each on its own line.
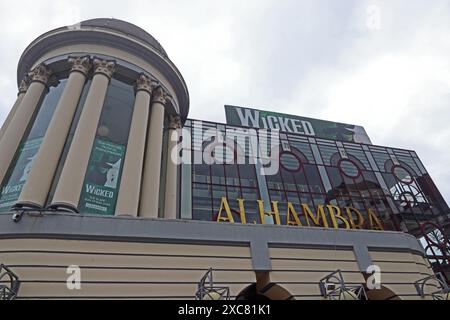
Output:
[0, 18, 449, 300]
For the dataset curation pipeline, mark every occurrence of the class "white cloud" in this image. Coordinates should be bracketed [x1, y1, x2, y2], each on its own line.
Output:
[281, 0, 450, 201]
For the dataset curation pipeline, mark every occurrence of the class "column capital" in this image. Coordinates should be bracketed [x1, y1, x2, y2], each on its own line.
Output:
[135, 74, 153, 95]
[168, 115, 182, 130]
[68, 55, 92, 77]
[93, 58, 116, 79]
[28, 63, 52, 85]
[18, 74, 32, 95]
[152, 86, 168, 105]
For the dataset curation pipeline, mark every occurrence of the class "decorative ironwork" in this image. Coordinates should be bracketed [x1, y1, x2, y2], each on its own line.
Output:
[319, 270, 367, 300]
[0, 264, 20, 300]
[195, 268, 230, 300]
[414, 272, 449, 300]
[420, 221, 450, 285]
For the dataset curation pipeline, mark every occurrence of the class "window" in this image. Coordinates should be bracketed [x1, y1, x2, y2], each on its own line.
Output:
[78, 78, 135, 215]
[183, 120, 446, 233]
[280, 151, 302, 172]
[46, 79, 92, 206]
[338, 159, 361, 179]
[392, 165, 413, 184]
[0, 79, 67, 212]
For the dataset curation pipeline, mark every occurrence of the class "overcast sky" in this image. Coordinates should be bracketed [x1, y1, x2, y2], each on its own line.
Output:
[0, 0, 449, 203]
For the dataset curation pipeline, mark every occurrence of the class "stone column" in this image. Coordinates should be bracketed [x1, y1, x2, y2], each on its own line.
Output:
[16, 56, 92, 209]
[0, 76, 31, 143]
[0, 64, 52, 185]
[139, 86, 167, 218]
[164, 115, 182, 219]
[115, 74, 153, 217]
[50, 59, 115, 212]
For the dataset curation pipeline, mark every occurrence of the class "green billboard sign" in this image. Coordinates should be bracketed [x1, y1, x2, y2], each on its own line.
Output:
[79, 138, 125, 215]
[0, 137, 43, 212]
[224, 105, 372, 144]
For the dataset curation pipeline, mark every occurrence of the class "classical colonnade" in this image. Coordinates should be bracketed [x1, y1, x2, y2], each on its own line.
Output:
[0, 56, 181, 219]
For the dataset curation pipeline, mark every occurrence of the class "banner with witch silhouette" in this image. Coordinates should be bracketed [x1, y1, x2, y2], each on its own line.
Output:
[79, 138, 125, 215]
[0, 137, 43, 212]
[225, 105, 372, 144]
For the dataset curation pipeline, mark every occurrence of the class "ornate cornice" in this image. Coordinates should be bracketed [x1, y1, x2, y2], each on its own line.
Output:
[68, 56, 92, 76]
[135, 74, 153, 95]
[152, 86, 167, 105]
[18, 74, 31, 95]
[93, 58, 116, 79]
[28, 63, 52, 85]
[168, 115, 182, 130]
[17, 27, 190, 120]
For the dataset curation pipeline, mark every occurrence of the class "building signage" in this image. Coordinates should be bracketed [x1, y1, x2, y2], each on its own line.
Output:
[215, 197, 384, 231]
[79, 138, 125, 215]
[224, 105, 372, 144]
[0, 137, 43, 212]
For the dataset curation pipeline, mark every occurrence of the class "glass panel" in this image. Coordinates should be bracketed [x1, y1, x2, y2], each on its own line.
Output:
[318, 145, 338, 165]
[211, 164, 225, 185]
[212, 185, 227, 221]
[239, 164, 258, 188]
[346, 149, 370, 170]
[46, 79, 91, 205]
[281, 169, 297, 191]
[372, 152, 390, 172]
[339, 159, 360, 178]
[96, 79, 135, 145]
[28, 80, 68, 140]
[280, 152, 301, 172]
[289, 141, 314, 163]
[78, 78, 135, 215]
[310, 144, 323, 165]
[192, 183, 212, 221]
[318, 165, 333, 193]
[227, 186, 241, 200]
[362, 171, 383, 197]
[326, 167, 343, 188]
[299, 193, 314, 225]
[193, 164, 210, 183]
[266, 171, 283, 190]
[241, 187, 259, 224]
[224, 164, 239, 186]
[304, 164, 324, 193]
[0, 79, 67, 212]
[293, 170, 309, 193]
[393, 166, 413, 184]
[180, 163, 192, 219]
[312, 194, 326, 207]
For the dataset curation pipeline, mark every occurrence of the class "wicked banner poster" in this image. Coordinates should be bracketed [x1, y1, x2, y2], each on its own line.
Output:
[225, 105, 372, 144]
[0, 137, 43, 212]
[79, 138, 125, 215]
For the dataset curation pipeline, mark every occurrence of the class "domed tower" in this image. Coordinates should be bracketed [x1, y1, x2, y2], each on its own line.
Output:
[0, 18, 189, 218]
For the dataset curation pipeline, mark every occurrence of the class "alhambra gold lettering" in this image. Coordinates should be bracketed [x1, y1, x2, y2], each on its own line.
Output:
[327, 204, 350, 229]
[215, 197, 385, 231]
[286, 202, 301, 226]
[216, 197, 235, 223]
[302, 204, 329, 228]
[345, 206, 365, 229]
[257, 200, 281, 225]
[368, 208, 384, 230]
[237, 198, 246, 224]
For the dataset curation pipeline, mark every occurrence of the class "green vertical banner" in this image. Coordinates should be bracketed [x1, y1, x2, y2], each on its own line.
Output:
[0, 137, 43, 212]
[79, 138, 126, 215]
